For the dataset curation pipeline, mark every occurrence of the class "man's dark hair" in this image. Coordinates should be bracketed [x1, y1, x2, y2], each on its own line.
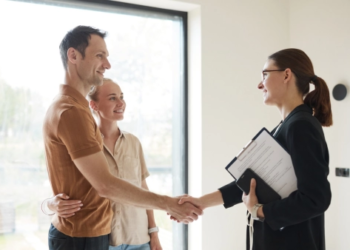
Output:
[59, 26, 106, 70]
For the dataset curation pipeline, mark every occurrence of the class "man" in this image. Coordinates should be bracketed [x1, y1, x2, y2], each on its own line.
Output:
[43, 26, 201, 250]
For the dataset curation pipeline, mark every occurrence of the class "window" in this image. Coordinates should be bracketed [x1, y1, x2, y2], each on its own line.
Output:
[0, 0, 188, 249]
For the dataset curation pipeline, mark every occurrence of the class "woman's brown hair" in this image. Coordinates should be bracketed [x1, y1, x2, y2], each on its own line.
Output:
[269, 48, 332, 126]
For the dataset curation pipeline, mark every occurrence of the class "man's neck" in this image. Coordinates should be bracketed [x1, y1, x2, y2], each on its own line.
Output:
[64, 73, 90, 97]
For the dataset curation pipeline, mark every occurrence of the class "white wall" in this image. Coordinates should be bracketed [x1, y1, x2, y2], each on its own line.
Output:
[186, 1, 289, 249]
[119, 0, 349, 249]
[289, 1, 350, 249]
[164, 0, 289, 249]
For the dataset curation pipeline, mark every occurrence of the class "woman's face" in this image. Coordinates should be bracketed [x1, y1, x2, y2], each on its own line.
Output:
[257, 59, 287, 106]
[94, 80, 126, 122]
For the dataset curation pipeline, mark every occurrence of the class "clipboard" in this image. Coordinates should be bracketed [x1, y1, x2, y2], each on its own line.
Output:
[225, 127, 269, 180]
[225, 127, 297, 200]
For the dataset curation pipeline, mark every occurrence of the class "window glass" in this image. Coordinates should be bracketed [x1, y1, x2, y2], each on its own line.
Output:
[0, 1, 186, 249]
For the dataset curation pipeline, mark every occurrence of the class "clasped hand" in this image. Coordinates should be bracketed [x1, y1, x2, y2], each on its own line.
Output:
[168, 195, 205, 224]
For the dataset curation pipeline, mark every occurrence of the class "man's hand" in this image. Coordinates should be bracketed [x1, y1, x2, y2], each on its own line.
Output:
[167, 195, 204, 222]
[47, 193, 83, 218]
[165, 196, 203, 224]
[242, 178, 259, 213]
[168, 191, 224, 221]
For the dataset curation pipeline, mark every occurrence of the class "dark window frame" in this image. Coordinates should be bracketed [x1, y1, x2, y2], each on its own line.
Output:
[15, 0, 189, 248]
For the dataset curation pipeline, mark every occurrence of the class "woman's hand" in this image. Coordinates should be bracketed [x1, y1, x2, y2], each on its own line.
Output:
[178, 195, 204, 210]
[150, 233, 162, 250]
[47, 193, 83, 218]
[242, 178, 259, 213]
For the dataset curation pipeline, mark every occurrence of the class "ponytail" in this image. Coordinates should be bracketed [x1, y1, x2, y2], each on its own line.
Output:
[304, 76, 333, 126]
[268, 48, 333, 127]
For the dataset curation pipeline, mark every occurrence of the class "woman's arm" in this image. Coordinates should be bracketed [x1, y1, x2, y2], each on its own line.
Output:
[177, 179, 244, 212]
[142, 180, 163, 250]
[43, 193, 83, 218]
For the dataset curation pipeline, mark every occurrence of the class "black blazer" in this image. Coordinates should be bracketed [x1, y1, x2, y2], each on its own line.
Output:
[219, 104, 331, 250]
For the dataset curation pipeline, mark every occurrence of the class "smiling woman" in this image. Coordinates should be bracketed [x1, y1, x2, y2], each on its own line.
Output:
[0, 1, 188, 250]
[259, 62, 289, 106]
[89, 79, 126, 122]
[179, 48, 332, 250]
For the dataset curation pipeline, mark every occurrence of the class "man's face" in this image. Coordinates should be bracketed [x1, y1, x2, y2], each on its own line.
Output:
[76, 34, 111, 87]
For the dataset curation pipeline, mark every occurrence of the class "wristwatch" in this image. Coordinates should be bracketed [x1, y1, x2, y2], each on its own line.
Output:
[251, 204, 264, 222]
[148, 226, 159, 234]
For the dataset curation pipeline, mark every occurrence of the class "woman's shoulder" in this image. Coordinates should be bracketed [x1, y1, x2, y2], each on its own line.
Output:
[286, 110, 322, 130]
[285, 113, 325, 141]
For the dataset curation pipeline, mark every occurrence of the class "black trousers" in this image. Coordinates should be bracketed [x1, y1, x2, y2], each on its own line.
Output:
[48, 224, 109, 250]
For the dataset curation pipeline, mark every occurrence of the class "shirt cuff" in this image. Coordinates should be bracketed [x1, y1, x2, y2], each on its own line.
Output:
[218, 181, 243, 208]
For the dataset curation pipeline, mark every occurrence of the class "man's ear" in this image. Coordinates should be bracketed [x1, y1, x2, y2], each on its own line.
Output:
[67, 48, 78, 65]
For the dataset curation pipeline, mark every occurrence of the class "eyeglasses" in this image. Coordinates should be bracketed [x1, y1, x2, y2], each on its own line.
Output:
[261, 69, 286, 81]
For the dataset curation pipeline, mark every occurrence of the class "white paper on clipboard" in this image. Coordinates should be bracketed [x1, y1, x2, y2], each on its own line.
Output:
[226, 128, 297, 199]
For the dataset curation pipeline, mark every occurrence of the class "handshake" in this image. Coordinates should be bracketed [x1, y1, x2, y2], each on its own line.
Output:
[164, 195, 204, 224]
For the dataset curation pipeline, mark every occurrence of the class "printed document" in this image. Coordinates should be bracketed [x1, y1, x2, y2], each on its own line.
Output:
[227, 129, 297, 198]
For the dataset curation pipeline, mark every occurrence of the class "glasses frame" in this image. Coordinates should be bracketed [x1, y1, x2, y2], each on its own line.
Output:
[261, 69, 286, 81]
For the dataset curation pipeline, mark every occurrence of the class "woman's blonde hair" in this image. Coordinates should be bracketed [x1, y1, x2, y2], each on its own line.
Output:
[88, 78, 113, 102]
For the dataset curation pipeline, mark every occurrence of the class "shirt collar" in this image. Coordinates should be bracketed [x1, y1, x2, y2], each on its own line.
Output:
[119, 129, 125, 138]
[101, 128, 125, 140]
[59, 84, 89, 108]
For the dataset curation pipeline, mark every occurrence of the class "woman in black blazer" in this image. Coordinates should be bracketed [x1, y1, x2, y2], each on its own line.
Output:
[178, 48, 332, 250]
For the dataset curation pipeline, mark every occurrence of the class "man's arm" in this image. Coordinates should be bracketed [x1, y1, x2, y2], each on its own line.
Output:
[73, 151, 202, 223]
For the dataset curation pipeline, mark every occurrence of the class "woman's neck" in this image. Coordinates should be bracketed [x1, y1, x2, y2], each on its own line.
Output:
[278, 98, 304, 120]
[98, 118, 120, 139]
